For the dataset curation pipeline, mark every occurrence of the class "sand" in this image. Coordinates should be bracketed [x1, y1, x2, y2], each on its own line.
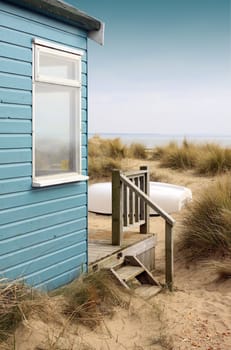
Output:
[12, 159, 231, 349]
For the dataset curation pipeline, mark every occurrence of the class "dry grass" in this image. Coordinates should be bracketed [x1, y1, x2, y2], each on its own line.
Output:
[177, 174, 231, 261]
[0, 271, 130, 347]
[88, 136, 150, 180]
[89, 136, 231, 180]
[127, 142, 147, 159]
[207, 260, 231, 281]
[152, 140, 231, 175]
[0, 280, 46, 342]
[150, 302, 174, 350]
[54, 270, 130, 329]
[196, 143, 231, 175]
[88, 136, 127, 180]
[149, 170, 171, 183]
[154, 140, 198, 170]
[152, 141, 178, 160]
[89, 136, 126, 160]
[88, 156, 122, 179]
[215, 261, 231, 281]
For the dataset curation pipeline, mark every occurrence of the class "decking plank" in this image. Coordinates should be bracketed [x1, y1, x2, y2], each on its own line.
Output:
[88, 234, 156, 268]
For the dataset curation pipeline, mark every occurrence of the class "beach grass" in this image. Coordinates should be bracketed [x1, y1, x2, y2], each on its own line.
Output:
[206, 260, 231, 281]
[152, 140, 231, 175]
[88, 136, 231, 180]
[88, 136, 149, 180]
[89, 135, 127, 159]
[177, 174, 231, 261]
[88, 156, 122, 179]
[58, 270, 129, 329]
[0, 271, 129, 345]
[213, 260, 231, 281]
[152, 139, 199, 170]
[127, 142, 147, 159]
[158, 140, 198, 170]
[0, 280, 46, 342]
[88, 136, 127, 179]
[196, 143, 231, 175]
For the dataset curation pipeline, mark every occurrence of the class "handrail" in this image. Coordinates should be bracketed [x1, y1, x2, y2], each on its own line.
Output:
[120, 173, 175, 226]
[124, 169, 149, 177]
[112, 168, 175, 291]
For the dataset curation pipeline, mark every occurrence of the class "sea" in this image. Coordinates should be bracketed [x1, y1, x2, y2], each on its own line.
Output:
[89, 133, 231, 149]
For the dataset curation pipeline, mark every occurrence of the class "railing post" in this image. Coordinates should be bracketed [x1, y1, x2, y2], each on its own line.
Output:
[119, 171, 175, 291]
[165, 221, 174, 291]
[112, 170, 123, 246]
[140, 166, 150, 234]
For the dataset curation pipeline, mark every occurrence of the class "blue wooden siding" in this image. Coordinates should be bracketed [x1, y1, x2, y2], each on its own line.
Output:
[0, 1, 89, 290]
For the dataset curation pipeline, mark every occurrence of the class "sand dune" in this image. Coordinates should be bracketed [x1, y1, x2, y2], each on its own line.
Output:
[12, 159, 231, 349]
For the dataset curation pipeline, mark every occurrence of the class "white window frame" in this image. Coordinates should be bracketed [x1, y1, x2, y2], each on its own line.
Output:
[32, 39, 88, 187]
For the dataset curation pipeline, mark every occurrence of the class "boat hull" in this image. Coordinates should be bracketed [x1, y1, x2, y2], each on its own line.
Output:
[88, 182, 192, 215]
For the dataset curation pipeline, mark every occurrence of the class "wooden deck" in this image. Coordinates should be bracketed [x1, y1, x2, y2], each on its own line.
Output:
[88, 240, 121, 265]
[88, 234, 156, 271]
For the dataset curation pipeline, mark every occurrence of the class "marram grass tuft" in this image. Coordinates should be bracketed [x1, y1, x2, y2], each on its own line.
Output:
[178, 174, 231, 261]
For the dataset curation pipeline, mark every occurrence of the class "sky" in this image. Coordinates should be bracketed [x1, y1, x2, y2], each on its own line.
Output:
[66, 0, 231, 136]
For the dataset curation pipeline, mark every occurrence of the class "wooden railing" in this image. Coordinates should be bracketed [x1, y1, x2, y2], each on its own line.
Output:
[112, 166, 175, 290]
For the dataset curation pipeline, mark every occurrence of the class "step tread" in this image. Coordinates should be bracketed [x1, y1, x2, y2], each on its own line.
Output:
[115, 265, 145, 281]
[135, 284, 162, 298]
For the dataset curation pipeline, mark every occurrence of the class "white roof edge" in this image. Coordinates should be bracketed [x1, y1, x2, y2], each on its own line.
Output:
[88, 22, 105, 46]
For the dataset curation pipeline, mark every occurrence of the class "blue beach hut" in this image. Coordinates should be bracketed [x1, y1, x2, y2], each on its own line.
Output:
[0, 0, 104, 290]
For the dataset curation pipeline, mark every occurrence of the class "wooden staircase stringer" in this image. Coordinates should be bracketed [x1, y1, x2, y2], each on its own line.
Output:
[109, 255, 161, 297]
[125, 255, 160, 286]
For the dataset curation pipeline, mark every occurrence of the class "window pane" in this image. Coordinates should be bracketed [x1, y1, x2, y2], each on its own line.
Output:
[34, 83, 79, 177]
[39, 51, 80, 80]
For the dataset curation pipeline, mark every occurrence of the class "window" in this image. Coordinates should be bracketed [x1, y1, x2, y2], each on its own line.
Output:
[32, 40, 87, 187]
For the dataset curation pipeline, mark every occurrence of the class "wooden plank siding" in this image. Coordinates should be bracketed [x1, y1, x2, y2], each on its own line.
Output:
[0, 1, 89, 290]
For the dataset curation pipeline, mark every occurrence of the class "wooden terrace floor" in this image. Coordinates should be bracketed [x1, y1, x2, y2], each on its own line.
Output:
[88, 233, 155, 267]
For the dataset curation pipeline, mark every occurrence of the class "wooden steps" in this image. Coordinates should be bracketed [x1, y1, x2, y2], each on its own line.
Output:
[116, 265, 144, 282]
[110, 255, 161, 298]
[135, 285, 161, 298]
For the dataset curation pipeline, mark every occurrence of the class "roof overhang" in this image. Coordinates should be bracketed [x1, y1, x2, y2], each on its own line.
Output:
[5, 0, 104, 45]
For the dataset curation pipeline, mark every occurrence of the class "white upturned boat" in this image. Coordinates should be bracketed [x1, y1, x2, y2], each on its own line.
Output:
[88, 181, 192, 215]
